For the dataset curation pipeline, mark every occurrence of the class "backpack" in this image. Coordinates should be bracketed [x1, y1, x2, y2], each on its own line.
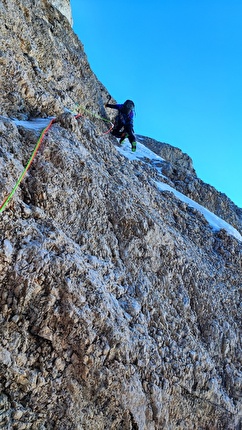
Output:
[121, 100, 135, 115]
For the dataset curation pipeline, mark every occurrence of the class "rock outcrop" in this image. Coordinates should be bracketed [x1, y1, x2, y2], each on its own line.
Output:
[0, 1, 241, 429]
[139, 135, 242, 233]
[0, 0, 107, 119]
[51, 0, 73, 25]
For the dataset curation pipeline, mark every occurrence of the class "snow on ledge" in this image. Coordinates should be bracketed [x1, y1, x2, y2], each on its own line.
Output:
[155, 181, 242, 242]
[10, 120, 241, 242]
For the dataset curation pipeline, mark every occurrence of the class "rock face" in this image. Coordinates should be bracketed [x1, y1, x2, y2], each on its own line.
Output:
[0, 0, 106, 119]
[0, 2, 241, 429]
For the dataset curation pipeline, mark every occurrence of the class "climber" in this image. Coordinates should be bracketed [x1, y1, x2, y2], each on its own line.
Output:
[105, 100, 137, 152]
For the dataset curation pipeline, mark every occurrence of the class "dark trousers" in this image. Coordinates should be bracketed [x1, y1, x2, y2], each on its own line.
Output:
[111, 117, 136, 144]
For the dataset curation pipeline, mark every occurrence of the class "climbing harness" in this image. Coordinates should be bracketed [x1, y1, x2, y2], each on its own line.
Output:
[0, 104, 113, 213]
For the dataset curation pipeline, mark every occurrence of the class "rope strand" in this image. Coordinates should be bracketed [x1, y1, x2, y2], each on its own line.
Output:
[0, 118, 56, 213]
[0, 104, 113, 213]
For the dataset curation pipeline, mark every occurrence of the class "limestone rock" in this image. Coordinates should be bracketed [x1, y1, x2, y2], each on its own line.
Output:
[0, 0, 109, 119]
[0, 1, 241, 430]
[139, 134, 242, 233]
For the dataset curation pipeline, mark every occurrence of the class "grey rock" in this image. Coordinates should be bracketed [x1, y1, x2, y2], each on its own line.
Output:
[0, 1, 241, 430]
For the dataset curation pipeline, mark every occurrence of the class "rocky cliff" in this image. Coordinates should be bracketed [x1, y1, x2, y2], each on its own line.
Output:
[0, 1, 241, 429]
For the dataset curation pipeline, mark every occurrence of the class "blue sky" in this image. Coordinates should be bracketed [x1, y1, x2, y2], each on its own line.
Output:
[70, 0, 242, 208]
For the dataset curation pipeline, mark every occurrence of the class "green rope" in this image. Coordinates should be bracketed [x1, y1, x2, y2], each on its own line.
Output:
[0, 118, 55, 213]
[74, 104, 112, 123]
[0, 104, 113, 213]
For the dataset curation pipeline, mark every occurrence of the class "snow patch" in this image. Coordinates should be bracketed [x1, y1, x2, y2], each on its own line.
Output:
[155, 181, 242, 242]
[9, 119, 242, 242]
[117, 138, 165, 163]
[12, 118, 55, 130]
[3, 239, 14, 259]
[118, 138, 242, 242]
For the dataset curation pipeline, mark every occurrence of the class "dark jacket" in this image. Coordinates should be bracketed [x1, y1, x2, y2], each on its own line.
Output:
[106, 103, 134, 126]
